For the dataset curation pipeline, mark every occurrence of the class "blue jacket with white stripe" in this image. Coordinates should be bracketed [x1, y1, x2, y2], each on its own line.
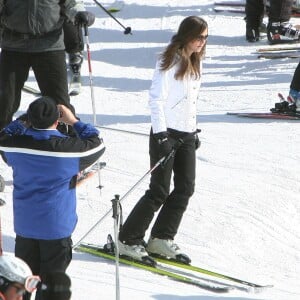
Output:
[0, 120, 105, 240]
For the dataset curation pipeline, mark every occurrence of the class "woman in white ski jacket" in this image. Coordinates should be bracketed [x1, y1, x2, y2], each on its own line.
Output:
[119, 16, 208, 264]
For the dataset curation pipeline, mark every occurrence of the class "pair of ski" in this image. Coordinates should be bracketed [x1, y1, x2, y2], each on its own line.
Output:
[228, 93, 300, 120]
[76, 241, 272, 294]
[257, 45, 300, 59]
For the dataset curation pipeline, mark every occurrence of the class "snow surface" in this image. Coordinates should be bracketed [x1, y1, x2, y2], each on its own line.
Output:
[1, 0, 300, 299]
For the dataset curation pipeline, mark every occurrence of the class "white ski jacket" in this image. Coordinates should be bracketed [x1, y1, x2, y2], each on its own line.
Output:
[149, 59, 202, 134]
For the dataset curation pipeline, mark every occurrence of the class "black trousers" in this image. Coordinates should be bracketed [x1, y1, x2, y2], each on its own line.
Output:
[63, 21, 84, 54]
[119, 129, 196, 245]
[290, 63, 300, 91]
[245, 0, 264, 28]
[0, 50, 71, 129]
[245, 0, 293, 27]
[269, 0, 293, 23]
[15, 235, 73, 300]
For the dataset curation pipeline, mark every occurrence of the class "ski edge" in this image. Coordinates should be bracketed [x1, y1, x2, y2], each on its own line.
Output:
[227, 112, 300, 119]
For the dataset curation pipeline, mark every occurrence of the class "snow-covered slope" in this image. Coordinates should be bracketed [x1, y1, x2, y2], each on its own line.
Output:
[1, 0, 299, 299]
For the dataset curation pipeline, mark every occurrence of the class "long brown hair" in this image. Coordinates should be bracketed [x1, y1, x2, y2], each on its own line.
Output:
[159, 16, 208, 80]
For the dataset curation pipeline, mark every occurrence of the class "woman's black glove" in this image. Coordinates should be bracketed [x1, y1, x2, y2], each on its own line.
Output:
[154, 131, 173, 158]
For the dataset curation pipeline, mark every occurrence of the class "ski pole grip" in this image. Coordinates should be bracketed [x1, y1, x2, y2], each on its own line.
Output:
[84, 24, 89, 37]
[111, 194, 120, 219]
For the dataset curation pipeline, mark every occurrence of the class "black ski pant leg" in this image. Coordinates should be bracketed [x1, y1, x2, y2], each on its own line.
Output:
[269, 0, 293, 22]
[119, 132, 174, 245]
[63, 21, 84, 54]
[245, 0, 264, 29]
[15, 236, 41, 300]
[31, 51, 75, 113]
[0, 50, 30, 129]
[15, 235, 73, 300]
[290, 62, 300, 91]
[151, 138, 196, 240]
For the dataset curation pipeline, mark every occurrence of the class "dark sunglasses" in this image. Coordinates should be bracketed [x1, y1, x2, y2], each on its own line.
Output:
[196, 35, 208, 41]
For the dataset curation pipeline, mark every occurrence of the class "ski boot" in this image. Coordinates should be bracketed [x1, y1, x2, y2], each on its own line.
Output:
[69, 52, 83, 74]
[68, 52, 83, 96]
[118, 240, 156, 266]
[288, 89, 300, 112]
[267, 21, 300, 44]
[270, 93, 297, 114]
[146, 237, 191, 264]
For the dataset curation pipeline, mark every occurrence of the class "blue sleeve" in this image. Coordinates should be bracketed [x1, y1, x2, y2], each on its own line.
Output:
[73, 121, 100, 139]
[4, 120, 27, 136]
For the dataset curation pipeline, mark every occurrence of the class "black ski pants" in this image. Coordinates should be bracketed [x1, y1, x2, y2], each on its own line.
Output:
[0, 49, 71, 130]
[245, 0, 293, 28]
[119, 129, 196, 245]
[290, 62, 300, 91]
[245, 0, 264, 29]
[63, 21, 84, 54]
[15, 235, 72, 300]
[268, 0, 293, 23]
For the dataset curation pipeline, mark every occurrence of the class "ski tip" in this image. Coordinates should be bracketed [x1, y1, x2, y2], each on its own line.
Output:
[247, 284, 274, 293]
[108, 8, 121, 13]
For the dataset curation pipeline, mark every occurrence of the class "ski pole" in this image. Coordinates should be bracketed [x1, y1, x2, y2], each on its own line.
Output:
[72, 129, 201, 249]
[93, 0, 132, 35]
[0, 198, 6, 256]
[111, 195, 121, 300]
[72, 155, 165, 249]
[83, 25, 96, 126]
[82, 24, 103, 191]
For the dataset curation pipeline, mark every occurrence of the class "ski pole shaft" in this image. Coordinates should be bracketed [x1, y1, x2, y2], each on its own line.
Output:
[72, 156, 165, 249]
[111, 195, 121, 300]
[93, 0, 132, 34]
[73, 129, 201, 248]
[0, 198, 6, 256]
[83, 25, 97, 126]
[83, 25, 103, 192]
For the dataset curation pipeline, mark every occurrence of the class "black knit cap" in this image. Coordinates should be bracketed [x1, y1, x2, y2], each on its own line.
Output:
[27, 96, 59, 129]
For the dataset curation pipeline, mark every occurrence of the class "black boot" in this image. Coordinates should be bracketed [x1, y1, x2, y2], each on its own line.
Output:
[246, 24, 259, 42]
[69, 52, 83, 75]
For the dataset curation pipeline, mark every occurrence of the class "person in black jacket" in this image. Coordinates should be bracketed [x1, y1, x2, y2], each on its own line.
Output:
[0, 96, 105, 300]
[245, 0, 299, 44]
[0, 0, 95, 131]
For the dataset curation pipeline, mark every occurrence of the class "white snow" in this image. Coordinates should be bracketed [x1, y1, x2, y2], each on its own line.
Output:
[1, 0, 300, 299]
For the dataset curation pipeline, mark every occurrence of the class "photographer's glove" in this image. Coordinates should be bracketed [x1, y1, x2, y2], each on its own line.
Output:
[154, 131, 173, 159]
[75, 11, 95, 27]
